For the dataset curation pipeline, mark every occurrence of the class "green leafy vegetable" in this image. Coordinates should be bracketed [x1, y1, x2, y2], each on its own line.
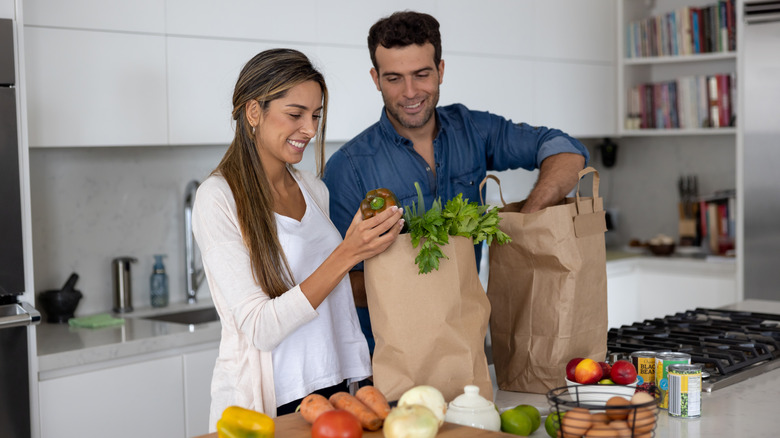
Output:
[403, 182, 511, 274]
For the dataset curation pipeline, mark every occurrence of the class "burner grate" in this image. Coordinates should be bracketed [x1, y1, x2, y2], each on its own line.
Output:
[607, 308, 780, 388]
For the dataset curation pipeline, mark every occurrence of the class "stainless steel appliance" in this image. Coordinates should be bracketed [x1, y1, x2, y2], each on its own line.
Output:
[0, 17, 40, 438]
[607, 307, 780, 392]
[742, 1, 780, 299]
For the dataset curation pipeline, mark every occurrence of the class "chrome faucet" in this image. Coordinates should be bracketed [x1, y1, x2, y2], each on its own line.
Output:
[184, 180, 205, 304]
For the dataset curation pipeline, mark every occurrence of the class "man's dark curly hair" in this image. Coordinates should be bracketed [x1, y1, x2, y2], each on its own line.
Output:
[367, 11, 442, 72]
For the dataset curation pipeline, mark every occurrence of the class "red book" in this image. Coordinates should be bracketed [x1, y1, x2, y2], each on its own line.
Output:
[717, 74, 731, 126]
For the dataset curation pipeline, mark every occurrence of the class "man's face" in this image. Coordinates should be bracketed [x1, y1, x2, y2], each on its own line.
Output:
[370, 43, 444, 133]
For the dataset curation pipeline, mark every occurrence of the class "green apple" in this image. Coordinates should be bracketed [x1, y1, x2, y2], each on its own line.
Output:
[599, 378, 614, 384]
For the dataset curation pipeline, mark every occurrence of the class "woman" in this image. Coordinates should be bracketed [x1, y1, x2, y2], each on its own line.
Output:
[192, 48, 404, 426]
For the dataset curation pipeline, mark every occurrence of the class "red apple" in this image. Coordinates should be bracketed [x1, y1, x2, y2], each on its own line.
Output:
[610, 360, 638, 385]
[598, 361, 612, 380]
[574, 358, 602, 384]
[566, 357, 584, 381]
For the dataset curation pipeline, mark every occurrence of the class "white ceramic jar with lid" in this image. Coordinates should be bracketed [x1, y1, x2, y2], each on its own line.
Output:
[444, 385, 501, 431]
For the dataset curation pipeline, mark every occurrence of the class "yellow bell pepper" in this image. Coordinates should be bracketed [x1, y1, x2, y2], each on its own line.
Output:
[216, 406, 275, 438]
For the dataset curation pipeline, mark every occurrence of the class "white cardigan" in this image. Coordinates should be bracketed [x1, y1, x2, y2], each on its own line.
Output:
[192, 167, 357, 428]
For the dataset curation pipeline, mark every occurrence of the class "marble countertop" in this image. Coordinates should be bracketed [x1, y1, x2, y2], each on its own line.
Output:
[36, 297, 221, 374]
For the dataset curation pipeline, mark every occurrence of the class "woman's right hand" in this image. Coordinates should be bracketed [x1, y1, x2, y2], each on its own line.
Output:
[341, 205, 404, 265]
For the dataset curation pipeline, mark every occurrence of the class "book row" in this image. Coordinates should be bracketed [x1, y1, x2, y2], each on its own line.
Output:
[625, 73, 735, 130]
[626, 0, 736, 58]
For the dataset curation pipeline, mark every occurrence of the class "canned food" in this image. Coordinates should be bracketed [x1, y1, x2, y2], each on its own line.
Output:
[655, 352, 691, 409]
[630, 351, 658, 394]
[668, 364, 703, 418]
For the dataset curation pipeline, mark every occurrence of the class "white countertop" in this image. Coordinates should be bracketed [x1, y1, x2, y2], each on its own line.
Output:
[37, 297, 780, 437]
[36, 297, 221, 376]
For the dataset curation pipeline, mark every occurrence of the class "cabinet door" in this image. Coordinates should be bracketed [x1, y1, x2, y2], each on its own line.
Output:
[166, 36, 280, 145]
[637, 268, 737, 321]
[183, 347, 219, 437]
[165, 0, 317, 42]
[440, 54, 535, 123]
[24, 27, 167, 147]
[23, 0, 165, 33]
[39, 356, 185, 438]
[607, 263, 641, 328]
[315, 45, 385, 142]
[533, 62, 616, 137]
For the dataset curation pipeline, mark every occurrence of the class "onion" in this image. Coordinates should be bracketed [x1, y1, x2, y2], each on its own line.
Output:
[397, 385, 447, 427]
[383, 404, 439, 438]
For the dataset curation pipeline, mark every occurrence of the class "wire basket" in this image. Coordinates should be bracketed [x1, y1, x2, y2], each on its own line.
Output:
[547, 384, 661, 437]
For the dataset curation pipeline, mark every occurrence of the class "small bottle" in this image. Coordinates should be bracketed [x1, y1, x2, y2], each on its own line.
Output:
[150, 254, 169, 308]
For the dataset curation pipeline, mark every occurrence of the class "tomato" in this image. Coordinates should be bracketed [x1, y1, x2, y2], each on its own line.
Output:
[311, 409, 363, 438]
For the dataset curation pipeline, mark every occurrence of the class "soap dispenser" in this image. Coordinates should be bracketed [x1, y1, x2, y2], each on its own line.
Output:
[150, 254, 169, 308]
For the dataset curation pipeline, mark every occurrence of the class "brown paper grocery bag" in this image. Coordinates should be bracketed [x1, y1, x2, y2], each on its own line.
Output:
[482, 167, 608, 394]
[364, 235, 492, 402]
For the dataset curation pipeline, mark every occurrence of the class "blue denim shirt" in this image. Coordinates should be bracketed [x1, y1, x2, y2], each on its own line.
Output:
[323, 104, 589, 351]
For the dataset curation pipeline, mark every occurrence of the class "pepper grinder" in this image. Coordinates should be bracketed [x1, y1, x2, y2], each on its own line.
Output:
[112, 256, 137, 313]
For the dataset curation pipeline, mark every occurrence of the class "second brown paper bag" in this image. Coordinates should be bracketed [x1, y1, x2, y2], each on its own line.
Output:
[364, 235, 492, 402]
[484, 166, 608, 394]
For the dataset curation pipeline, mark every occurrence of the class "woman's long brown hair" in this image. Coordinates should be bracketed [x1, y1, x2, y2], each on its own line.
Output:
[214, 48, 328, 298]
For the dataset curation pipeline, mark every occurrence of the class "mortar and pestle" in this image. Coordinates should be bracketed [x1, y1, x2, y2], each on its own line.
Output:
[38, 273, 83, 323]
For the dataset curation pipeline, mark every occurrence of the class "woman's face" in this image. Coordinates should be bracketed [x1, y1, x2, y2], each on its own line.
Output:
[255, 80, 322, 168]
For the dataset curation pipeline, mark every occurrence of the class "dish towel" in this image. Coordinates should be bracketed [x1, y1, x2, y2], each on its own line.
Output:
[68, 313, 125, 329]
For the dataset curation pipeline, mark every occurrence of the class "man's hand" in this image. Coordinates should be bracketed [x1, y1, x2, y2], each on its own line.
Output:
[521, 153, 586, 213]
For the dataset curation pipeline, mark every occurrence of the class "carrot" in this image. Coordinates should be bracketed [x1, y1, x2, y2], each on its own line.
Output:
[328, 391, 383, 431]
[299, 393, 335, 424]
[355, 386, 391, 420]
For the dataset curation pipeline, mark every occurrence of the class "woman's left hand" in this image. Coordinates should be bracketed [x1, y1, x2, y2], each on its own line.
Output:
[341, 205, 404, 265]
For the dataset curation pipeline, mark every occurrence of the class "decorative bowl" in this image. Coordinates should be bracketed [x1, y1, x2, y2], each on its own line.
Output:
[648, 243, 675, 256]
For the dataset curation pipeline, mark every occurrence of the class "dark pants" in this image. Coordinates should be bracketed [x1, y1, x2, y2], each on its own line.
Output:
[276, 380, 349, 416]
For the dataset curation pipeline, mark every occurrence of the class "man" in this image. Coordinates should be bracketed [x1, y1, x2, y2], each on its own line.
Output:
[323, 11, 589, 352]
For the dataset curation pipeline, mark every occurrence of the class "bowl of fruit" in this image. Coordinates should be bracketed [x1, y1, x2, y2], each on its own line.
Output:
[564, 358, 639, 404]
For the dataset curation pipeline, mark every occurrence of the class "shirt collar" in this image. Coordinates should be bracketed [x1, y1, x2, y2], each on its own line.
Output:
[378, 106, 444, 147]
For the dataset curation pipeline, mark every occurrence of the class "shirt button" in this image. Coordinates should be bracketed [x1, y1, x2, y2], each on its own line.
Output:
[426, 167, 431, 171]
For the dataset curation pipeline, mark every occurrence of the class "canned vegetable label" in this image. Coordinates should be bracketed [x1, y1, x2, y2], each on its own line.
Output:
[668, 364, 703, 418]
[630, 351, 658, 393]
[655, 352, 691, 409]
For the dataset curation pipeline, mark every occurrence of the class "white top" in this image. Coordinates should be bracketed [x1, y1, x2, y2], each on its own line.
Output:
[272, 178, 370, 405]
[191, 167, 370, 428]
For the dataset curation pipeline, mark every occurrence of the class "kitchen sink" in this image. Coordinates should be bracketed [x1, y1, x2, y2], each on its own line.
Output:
[143, 307, 219, 325]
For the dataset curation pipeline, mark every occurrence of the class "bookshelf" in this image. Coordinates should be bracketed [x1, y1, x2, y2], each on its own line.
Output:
[617, 0, 739, 137]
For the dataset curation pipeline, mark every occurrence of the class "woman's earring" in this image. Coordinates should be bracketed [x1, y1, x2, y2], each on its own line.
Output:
[251, 125, 256, 135]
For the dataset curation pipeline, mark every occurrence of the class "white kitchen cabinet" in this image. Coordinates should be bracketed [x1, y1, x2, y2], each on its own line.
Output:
[315, 45, 391, 141]
[24, 27, 167, 147]
[183, 347, 219, 437]
[165, 36, 271, 145]
[39, 355, 185, 438]
[165, 0, 318, 43]
[607, 261, 641, 328]
[0, 1, 13, 19]
[23, 0, 165, 33]
[533, 61, 616, 137]
[606, 258, 738, 329]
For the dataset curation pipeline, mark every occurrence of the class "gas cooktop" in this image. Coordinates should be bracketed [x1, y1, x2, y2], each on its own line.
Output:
[607, 308, 780, 392]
